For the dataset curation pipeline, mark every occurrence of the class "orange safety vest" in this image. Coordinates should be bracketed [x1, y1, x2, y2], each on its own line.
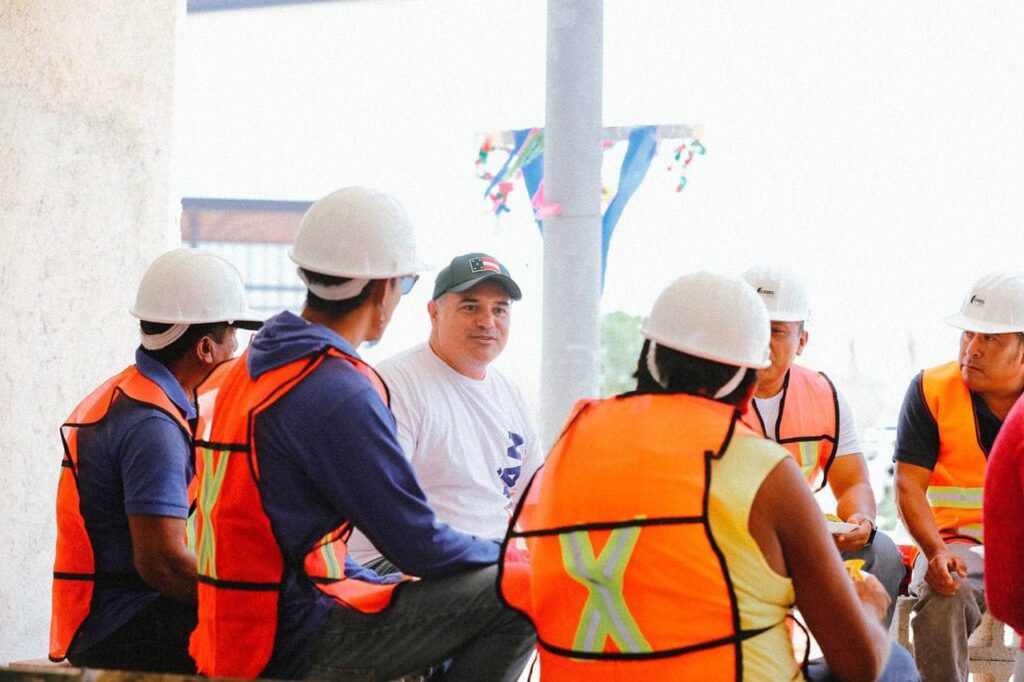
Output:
[745, 365, 839, 491]
[189, 348, 399, 679]
[920, 362, 987, 543]
[50, 366, 192, 662]
[501, 393, 780, 680]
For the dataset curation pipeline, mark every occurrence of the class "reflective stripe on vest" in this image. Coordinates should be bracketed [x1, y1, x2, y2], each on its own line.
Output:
[50, 366, 191, 662]
[561, 524, 651, 654]
[747, 365, 839, 491]
[189, 348, 399, 679]
[921, 362, 987, 543]
[501, 394, 779, 679]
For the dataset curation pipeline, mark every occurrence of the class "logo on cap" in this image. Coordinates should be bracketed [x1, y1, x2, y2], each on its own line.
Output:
[970, 294, 986, 306]
[470, 256, 502, 274]
[757, 286, 776, 297]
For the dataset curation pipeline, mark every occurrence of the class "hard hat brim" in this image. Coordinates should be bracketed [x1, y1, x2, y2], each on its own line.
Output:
[944, 313, 1024, 334]
[642, 329, 772, 370]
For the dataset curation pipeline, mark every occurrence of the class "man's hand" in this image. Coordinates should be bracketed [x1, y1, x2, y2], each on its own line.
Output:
[853, 574, 890, 623]
[924, 546, 967, 595]
[833, 512, 872, 553]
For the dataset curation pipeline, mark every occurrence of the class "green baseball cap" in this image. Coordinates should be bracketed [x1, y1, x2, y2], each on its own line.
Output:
[432, 252, 522, 301]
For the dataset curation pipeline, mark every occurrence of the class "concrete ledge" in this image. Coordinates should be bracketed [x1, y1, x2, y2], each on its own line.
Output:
[1, 664, 379, 682]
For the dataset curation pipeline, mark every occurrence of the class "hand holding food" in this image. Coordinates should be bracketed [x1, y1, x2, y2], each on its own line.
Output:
[846, 559, 889, 622]
[826, 512, 872, 553]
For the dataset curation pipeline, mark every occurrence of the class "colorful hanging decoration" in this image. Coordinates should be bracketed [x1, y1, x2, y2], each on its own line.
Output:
[667, 139, 706, 192]
[475, 126, 706, 288]
[475, 138, 495, 180]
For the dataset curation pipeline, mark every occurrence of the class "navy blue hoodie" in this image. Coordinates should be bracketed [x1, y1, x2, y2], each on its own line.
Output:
[246, 311, 499, 678]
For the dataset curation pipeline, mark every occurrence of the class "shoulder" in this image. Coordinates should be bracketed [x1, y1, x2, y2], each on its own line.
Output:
[729, 431, 791, 468]
[288, 355, 391, 416]
[107, 398, 189, 444]
[378, 343, 434, 385]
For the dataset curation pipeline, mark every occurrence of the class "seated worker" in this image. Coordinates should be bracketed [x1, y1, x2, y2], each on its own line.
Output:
[50, 248, 261, 672]
[348, 252, 542, 572]
[189, 187, 535, 681]
[896, 272, 1024, 681]
[985, 395, 1024, 680]
[500, 271, 918, 681]
[742, 265, 905, 626]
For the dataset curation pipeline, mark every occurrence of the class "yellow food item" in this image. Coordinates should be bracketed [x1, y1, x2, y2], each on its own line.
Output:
[844, 559, 867, 582]
[824, 513, 843, 523]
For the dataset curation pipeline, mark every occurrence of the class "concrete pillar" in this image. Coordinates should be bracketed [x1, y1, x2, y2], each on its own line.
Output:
[539, 0, 604, 446]
[0, 1, 182, 660]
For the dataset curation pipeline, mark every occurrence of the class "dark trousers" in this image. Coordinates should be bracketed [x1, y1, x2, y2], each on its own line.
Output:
[68, 595, 196, 674]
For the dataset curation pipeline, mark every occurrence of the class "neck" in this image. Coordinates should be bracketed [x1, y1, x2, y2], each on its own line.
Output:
[754, 375, 785, 400]
[979, 387, 1024, 421]
[302, 306, 373, 348]
[166, 358, 209, 401]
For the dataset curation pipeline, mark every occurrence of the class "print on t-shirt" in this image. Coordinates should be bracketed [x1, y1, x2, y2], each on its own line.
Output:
[498, 431, 525, 504]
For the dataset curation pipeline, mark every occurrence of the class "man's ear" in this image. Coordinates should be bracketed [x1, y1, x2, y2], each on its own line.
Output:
[427, 298, 439, 323]
[796, 329, 809, 356]
[195, 335, 216, 365]
[368, 278, 391, 305]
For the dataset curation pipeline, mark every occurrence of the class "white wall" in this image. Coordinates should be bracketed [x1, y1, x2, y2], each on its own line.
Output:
[0, 0, 182, 661]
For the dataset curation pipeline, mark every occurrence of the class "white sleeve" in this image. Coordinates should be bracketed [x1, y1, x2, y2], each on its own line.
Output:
[834, 387, 862, 457]
[378, 363, 419, 462]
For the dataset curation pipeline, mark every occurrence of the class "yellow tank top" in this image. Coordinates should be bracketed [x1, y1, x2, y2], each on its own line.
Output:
[709, 432, 801, 681]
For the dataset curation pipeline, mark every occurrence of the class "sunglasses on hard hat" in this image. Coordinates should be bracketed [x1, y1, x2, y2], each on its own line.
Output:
[399, 274, 420, 295]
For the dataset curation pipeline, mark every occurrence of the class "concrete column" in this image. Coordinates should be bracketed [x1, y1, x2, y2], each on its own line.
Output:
[0, 1, 182, 660]
[539, 0, 603, 447]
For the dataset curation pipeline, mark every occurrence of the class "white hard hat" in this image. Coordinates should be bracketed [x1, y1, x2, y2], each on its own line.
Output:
[130, 248, 262, 329]
[742, 265, 810, 322]
[289, 186, 428, 279]
[945, 272, 1024, 334]
[642, 271, 771, 369]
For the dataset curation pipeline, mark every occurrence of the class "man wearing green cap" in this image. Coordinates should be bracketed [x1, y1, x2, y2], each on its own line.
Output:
[349, 252, 542, 571]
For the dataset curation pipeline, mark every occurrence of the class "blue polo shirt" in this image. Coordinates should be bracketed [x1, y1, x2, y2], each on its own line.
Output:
[69, 349, 195, 655]
[245, 312, 500, 678]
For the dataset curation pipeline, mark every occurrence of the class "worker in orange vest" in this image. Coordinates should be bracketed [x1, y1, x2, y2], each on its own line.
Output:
[501, 271, 918, 681]
[189, 187, 535, 681]
[50, 248, 261, 672]
[895, 272, 1024, 681]
[742, 266, 906, 627]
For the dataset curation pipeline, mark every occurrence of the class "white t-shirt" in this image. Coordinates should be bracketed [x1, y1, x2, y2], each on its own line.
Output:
[348, 342, 543, 565]
[752, 379, 862, 457]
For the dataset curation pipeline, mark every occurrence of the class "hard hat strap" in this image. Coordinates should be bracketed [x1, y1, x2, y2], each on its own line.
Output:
[646, 342, 667, 389]
[712, 366, 747, 399]
[140, 323, 189, 350]
[297, 268, 371, 301]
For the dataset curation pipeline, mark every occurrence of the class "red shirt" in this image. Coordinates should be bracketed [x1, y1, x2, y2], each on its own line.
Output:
[984, 395, 1024, 639]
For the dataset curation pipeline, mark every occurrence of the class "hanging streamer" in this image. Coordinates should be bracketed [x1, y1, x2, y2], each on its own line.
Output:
[475, 126, 705, 289]
[600, 126, 657, 288]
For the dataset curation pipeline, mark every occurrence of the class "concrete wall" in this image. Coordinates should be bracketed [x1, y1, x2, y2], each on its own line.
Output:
[0, 1, 182, 661]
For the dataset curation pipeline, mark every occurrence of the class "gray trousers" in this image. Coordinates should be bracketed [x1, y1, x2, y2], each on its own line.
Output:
[908, 542, 985, 682]
[306, 565, 535, 682]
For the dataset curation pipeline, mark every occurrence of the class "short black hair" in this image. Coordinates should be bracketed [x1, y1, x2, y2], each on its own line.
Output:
[301, 268, 376, 317]
[634, 339, 757, 406]
[139, 321, 230, 366]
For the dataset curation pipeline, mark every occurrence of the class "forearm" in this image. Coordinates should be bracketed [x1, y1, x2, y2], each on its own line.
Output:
[835, 481, 877, 521]
[139, 547, 197, 605]
[896, 482, 945, 557]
